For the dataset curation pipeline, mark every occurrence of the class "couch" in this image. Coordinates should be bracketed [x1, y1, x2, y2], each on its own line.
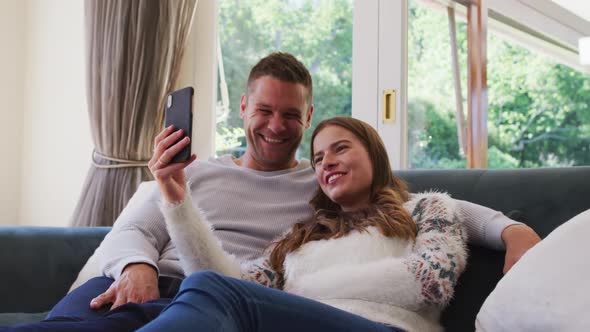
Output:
[1, 166, 589, 331]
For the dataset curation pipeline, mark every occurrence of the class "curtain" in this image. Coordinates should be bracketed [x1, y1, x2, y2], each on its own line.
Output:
[71, 0, 198, 227]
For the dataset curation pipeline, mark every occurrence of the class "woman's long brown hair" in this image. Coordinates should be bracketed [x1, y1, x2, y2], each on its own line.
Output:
[269, 117, 417, 286]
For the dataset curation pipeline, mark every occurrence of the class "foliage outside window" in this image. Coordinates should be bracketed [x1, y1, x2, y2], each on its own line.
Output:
[217, 0, 589, 168]
[487, 32, 590, 168]
[407, 1, 468, 169]
[407, 0, 590, 169]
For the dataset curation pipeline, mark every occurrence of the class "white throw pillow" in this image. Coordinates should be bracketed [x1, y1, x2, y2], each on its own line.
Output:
[476, 209, 590, 332]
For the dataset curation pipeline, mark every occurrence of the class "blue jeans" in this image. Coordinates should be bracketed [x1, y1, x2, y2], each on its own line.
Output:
[139, 271, 404, 332]
[1, 272, 403, 331]
[45, 275, 181, 320]
[0, 276, 178, 332]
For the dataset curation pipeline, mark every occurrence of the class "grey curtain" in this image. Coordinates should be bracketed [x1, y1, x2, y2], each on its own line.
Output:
[71, 0, 197, 227]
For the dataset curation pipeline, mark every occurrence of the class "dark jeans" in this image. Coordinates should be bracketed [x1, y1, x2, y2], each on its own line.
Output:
[0, 276, 179, 332]
[139, 271, 404, 332]
[46, 275, 181, 320]
[1, 272, 404, 332]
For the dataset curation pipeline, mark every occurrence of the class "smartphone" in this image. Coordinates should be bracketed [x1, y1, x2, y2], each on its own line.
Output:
[164, 86, 194, 163]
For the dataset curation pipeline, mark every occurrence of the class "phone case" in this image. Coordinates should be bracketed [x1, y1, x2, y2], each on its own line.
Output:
[164, 86, 194, 163]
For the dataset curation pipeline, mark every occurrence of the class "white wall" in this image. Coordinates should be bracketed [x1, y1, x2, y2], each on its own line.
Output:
[19, 0, 92, 226]
[0, 0, 25, 225]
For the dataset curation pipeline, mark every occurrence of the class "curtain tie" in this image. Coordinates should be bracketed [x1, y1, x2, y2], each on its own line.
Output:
[92, 149, 150, 169]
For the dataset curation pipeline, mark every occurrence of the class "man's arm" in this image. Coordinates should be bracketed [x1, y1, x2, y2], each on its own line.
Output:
[500, 223, 541, 273]
[456, 199, 541, 273]
[90, 181, 171, 309]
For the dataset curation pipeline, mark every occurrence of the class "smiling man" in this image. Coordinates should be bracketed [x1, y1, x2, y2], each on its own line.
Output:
[15, 52, 540, 331]
[238, 73, 313, 171]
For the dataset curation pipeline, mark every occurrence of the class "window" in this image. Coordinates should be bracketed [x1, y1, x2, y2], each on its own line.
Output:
[487, 32, 590, 168]
[405, 0, 590, 169]
[216, 0, 353, 159]
[407, 0, 468, 169]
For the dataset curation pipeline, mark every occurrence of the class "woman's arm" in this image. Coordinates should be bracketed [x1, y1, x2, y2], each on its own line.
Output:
[160, 198, 241, 278]
[290, 192, 468, 310]
[160, 197, 282, 289]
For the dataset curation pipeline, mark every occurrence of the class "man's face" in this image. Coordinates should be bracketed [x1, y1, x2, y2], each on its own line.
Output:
[240, 76, 313, 171]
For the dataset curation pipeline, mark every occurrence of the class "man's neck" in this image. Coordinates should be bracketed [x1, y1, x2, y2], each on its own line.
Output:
[234, 154, 298, 172]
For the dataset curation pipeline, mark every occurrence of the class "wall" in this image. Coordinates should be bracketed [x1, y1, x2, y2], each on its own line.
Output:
[0, 0, 26, 225]
[19, 0, 92, 226]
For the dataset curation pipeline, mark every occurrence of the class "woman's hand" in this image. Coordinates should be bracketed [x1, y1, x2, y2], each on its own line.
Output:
[148, 125, 197, 204]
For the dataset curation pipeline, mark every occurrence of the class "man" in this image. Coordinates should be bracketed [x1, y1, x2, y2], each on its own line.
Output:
[53, 52, 541, 323]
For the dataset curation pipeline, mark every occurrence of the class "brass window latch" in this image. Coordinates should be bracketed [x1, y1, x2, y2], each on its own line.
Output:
[382, 89, 396, 123]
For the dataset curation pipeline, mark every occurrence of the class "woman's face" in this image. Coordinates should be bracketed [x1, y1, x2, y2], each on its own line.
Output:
[312, 125, 373, 211]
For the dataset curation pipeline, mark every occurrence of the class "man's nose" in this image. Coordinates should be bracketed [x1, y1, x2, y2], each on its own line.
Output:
[267, 113, 287, 133]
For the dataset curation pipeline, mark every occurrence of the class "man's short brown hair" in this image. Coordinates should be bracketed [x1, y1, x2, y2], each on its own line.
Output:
[247, 52, 313, 105]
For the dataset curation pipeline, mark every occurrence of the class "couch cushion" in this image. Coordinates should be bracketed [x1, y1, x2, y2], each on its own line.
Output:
[396, 166, 590, 332]
[0, 312, 47, 326]
[0, 227, 110, 313]
[475, 209, 590, 331]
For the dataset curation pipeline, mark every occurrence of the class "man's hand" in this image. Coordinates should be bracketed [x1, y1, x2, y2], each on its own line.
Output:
[90, 263, 160, 310]
[501, 224, 541, 274]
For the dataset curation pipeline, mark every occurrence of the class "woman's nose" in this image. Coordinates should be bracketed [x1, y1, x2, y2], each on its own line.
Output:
[322, 154, 338, 170]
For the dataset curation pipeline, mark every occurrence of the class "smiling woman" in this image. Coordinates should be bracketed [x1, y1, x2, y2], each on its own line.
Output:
[312, 125, 373, 211]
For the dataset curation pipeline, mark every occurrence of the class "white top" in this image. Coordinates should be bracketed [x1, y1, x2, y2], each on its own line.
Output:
[161, 191, 468, 332]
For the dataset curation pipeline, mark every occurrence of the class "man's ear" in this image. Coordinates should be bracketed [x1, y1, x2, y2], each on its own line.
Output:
[239, 94, 247, 119]
[305, 104, 314, 128]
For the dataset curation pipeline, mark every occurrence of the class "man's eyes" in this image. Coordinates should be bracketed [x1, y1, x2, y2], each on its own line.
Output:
[256, 110, 300, 119]
[285, 113, 301, 119]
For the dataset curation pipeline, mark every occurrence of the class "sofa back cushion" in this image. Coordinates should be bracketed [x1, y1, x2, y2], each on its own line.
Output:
[0, 227, 110, 313]
[396, 166, 590, 332]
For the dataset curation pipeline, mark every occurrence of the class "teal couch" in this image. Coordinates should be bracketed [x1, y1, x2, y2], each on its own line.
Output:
[1, 167, 589, 331]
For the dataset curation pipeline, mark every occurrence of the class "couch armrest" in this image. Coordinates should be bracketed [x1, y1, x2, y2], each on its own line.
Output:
[0, 227, 110, 313]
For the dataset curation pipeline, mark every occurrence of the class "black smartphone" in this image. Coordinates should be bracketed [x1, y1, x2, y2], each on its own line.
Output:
[164, 86, 194, 163]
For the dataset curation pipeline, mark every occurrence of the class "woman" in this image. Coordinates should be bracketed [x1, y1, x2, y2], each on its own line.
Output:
[140, 117, 467, 332]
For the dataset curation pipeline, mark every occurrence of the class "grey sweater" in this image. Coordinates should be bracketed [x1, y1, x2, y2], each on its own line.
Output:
[96, 155, 517, 279]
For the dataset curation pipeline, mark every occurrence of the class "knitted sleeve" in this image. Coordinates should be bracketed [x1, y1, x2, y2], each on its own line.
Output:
[404, 192, 468, 306]
[160, 197, 280, 288]
[287, 192, 467, 310]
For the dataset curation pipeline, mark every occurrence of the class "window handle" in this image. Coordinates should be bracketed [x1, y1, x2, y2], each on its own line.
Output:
[382, 89, 396, 123]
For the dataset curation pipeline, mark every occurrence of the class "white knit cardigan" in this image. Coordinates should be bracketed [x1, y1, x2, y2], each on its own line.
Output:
[160, 192, 468, 332]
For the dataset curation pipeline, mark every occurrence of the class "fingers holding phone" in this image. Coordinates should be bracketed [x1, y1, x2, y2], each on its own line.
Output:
[149, 126, 197, 204]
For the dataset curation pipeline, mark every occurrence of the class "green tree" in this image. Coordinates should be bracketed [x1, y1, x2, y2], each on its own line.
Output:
[488, 35, 590, 167]
[407, 0, 590, 168]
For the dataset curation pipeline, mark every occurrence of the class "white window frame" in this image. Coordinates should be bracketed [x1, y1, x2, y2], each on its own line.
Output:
[178, 0, 219, 159]
[353, 0, 408, 170]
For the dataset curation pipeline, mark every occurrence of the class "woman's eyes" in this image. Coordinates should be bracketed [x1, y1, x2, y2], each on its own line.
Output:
[314, 145, 349, 164]
[335, 145, 349, 152]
